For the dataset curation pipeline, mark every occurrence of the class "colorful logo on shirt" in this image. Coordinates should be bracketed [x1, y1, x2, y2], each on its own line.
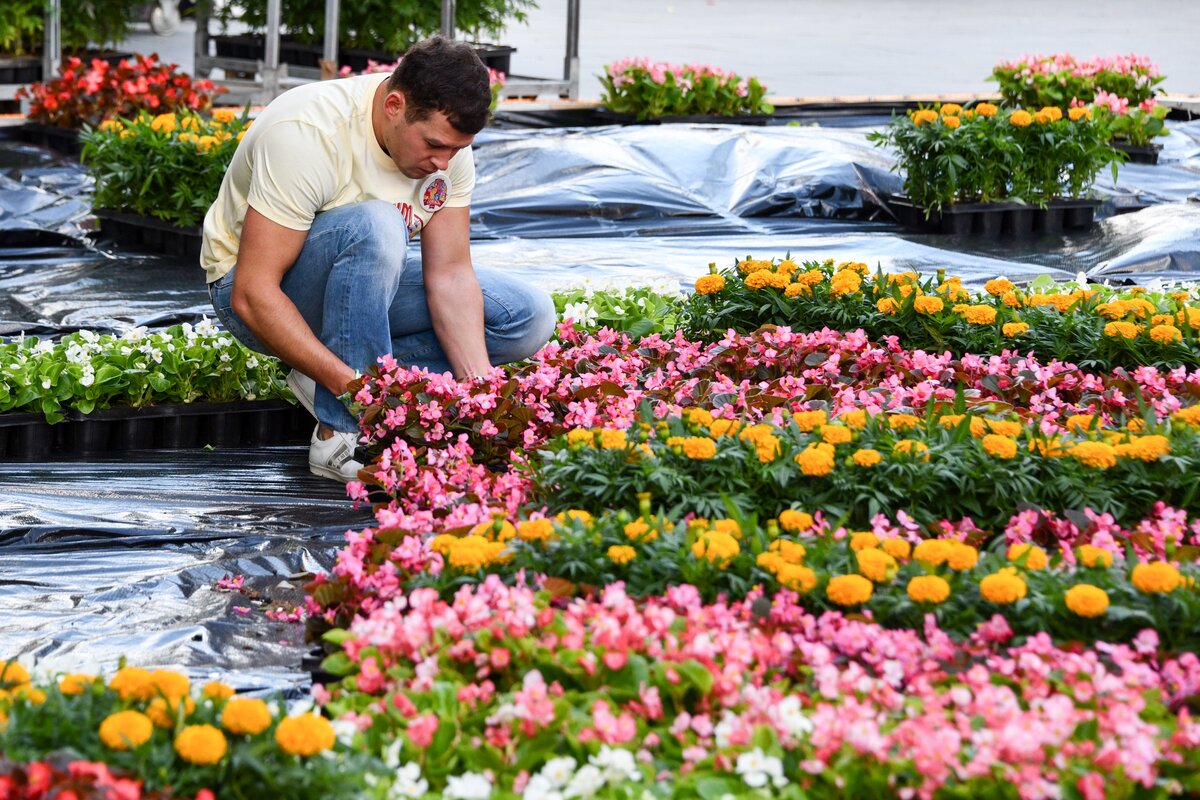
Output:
[395, 201, 424, 238]
[420, 173, 450, 212]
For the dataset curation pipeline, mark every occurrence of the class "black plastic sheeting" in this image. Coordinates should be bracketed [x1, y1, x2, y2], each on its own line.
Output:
[3, 115, 1200, 690]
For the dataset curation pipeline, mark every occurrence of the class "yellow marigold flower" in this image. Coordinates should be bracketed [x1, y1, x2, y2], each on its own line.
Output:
[1001, 290, 1022, 308]
[175, 724, 227, 765]
[518, 519, 556, 542]
[892, 439, 930, 460]
[179, 115, 200, 131]
[446, 535, 504, 571]
[99, 710, 154, 751]
[555, 509, 593, 526]
[1077, 544, 1114, 569]
[1064, 584, 1109, 618]
[147, 696, 196, 729]
[913, 539, 952, 567]
[202, 681, 236, 702]
[911, 108, 939, 126]
[939, 103, 963, 116]
[856, 548, 898, 582]
[876, 297, 900, 315]
[681, 436, 718, 460]
[109, 667, 154, 702]
[212, 108, 238, 124]
[221, 697, 272, 736]
[1009, 109, 1033, 127]
[607, 545, 637, 565]
[1033, 109, 1052, 125]
[914, 295, 944, 315]
[1173, 406, 1200, 427]
[744, 270, 773, 290]
[276, 713, 335, 757]
[1177, 306, 1200, 329]
[1096, 301, 1127, 320]
[739, 424, 775, 444]
[888, 413, 921, 431]
[975, 102, 998, 117]
[566, 428, 594, 447]
[1068, 106, 1091, 121]
[150, 113, 177, 133]
[1007, 543, 1048, 570]
[737, 258, 772, 275]
[1151, 314, 1175, 327]
[712, 519, 741, 538]
[695, 274, 725, 295]
[961, 305, 998, 325]
[471, 516, 517, 542]
[599, 428, 628, 450]
[980, 569, 1027, 604]
[778, 509, 815, 533]
[826, 574, 874, 606]
[777, 563, 818, 593]
[708, 419, 743, 438]
[838, 409, 868, 430]
[429, 534, 457, 555]
[942, 115, 961, 129]
[620, 519, 653, 542]
[1150, 324, 1183, 344]
[784, 282, 811, 298]
[830, 269, 863, 297]
[776, 258, 798, 275]
[195, 134, 220, 153]
[946, 542, 979, 571]
[685, 408, 714, 427]
[882, 538, 912, 560]
[982, 434, 1018, 459]
[985, 419, 1022, 437]
[851, 448, 882, 467]
[769, 539, 808, 564]
[1070, 441, 1118, 469]
[796, 269, 824, 287]
[793, 410, 828, 432]
[1131, 561, 1182, 594]
[1, 661, 29, 688]
[757, 552, 784, 573]
[985, 278, 1015, 296]
[691, 530, 740, 566]
[820, 424, 853, 445]
[59, 673, 96, 695]
[938, 414, 965, 429]
[850, 531, 880, 551]
[1119, 434, 1171, 462]
[98, 119, 123, 133]
[795, 443, 836, 476]
[907, 575, 951, 604]
[1065, 414, 1098, 434]
[1104, 321, 1140, 339]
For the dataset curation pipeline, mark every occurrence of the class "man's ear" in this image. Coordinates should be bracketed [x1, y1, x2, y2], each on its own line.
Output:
[384, 89, 407, 121]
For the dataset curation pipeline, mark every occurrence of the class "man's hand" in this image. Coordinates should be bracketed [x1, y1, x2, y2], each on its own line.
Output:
[420, 205, 490, 379]
[230, 207, 358, 395]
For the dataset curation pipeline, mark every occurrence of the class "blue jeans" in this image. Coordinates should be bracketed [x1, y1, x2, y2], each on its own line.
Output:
[209, 201, 556, 433]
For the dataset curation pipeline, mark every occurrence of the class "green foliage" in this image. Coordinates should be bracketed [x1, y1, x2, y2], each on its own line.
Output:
[1100, 102, 1170, 147]
[215, 0, 538, 54]
[552, 283, 683, 339]
[80, 109, 248, 228]
[0, 322, 291, 423]
[867, 103, 1118, 212]
[990, 53, 1165, 110]
[0, 0, 141, 54]
[599, 59, 773, 121]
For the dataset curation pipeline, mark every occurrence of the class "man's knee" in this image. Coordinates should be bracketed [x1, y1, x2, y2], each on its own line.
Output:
[487, 281, 556, 363]
[337, 201, 411, 274]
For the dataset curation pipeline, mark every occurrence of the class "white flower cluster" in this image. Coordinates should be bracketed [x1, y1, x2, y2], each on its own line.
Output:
[734, 748, 787, 789]
[523, 747, 641, 800]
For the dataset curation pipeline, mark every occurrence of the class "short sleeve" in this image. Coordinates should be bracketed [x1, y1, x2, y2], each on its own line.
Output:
[245, 121, 342, 230]
[444, 146, 475, 208]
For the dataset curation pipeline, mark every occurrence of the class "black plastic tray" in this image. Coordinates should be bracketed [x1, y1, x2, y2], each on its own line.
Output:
[0, 400, 312, 459]
[0, 55, 41, 85]
[1113, 142, 1163, 165]
[883, 195, 1101, 237]
[0, 122, 83, 157]
[94, 209, 203, 259]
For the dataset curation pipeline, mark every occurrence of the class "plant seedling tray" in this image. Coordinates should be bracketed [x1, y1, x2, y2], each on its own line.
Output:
[593, 109, 771, 126]
[0, 123, 83, 157]
[0, 55, 42, 85]
[94, 208, 203, 259]
[1113, 142, 1163, 165]
[0, 399, 312, 459]
[883, 195, 1102, 237]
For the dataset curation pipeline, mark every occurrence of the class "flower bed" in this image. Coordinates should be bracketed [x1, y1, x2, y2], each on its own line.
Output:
[598, 58, 772, 122]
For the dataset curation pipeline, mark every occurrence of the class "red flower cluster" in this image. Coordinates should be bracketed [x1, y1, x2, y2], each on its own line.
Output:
[0, 760, 141, 800]
[16, 53, 225, 130]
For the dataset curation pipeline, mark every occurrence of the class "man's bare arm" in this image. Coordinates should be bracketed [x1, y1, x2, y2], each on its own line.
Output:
[230, 207, 358, 396]
[420, 205, 490, 378]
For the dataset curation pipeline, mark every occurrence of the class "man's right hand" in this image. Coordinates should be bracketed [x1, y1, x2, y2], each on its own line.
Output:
[230, 206, 358, 396]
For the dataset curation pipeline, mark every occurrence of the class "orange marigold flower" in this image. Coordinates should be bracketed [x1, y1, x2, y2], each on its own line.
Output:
[1064, 584, 1108, 618]
[1068, 106, 1091, 121]
[1007, 543, 1048, 570]
[913, 539, 952, 567]
[985, 278, 1015, 296]
[849, 531, 880, 551]
[778, 509, 815, 533]
[856, 548, 897, 582]
[961, 305, 997, 325]
[695, 274, 726, 295]
[982, 434, 1018, 459]
[826, 574, 874, 605]
[876, 297, 900, 315]
[784, 282, 810, 298]
[100, 710, 154, 751]
[1009, 109, 1033, 127]
[708, 418, 743, 438]
[1131, 561, 1181, 594]
[892, 439, 929, 460]
[881, 538, 911, 560]
[794, 443, 836, 476]
[911, 109, 939, 126]
[777, 563, 818, 593]
[939, 103, 963, 116]
[607, 545, 636, 565]
[946, 542, 979, 571]
[942, 115, 961, 129]
[838, 409, 868, 430]
[792, 410, 828, 432]
[1070, 440, 1117, 469]
[907, 575, 951, 604]
[914, 295, 944, 315]
[1077, 544, 1114, 569]
[851, 448, 882, 467]
[680, 437, 717, 460]
[980, 568, 1027, 604]
[1150, 324, 1183, 344]
[1002, 322, 1030, 337]
[820, 424, 853, 445]
[975, 102, 998, 117]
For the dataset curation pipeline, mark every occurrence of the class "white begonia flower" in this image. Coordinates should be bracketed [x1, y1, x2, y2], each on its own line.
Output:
[330, 718, 357, 747]
[120, 346, 133, 356]
[539, 757, 577, 788]
[773, 695, 814, 741]
[713, 711, 739, 749]
[195, 316, 218, 336]
[388, 762, 428, 799]
[246, 356, 258, 368]
[41, 378, 52, 390]
[563, 764, 605, 798]
[1075, 271, 1089, 289]
[522, 774, 565, 800]
[219, 352, 231, 363]
[443, 772, 492, 800]
[80, 330, 98, 343]
[590, 746, 639, 782]
[122, 326, 148, 341]
[149, 348, 164, 364]
[79, 370, 95, 388]
[562, 302, 598, 327]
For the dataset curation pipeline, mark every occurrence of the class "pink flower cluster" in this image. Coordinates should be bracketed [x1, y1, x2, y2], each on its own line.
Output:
[330, 577, 1200, 798]
[998, 52, 1161, 80]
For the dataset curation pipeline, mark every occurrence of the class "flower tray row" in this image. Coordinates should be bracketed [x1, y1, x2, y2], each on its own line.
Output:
[0, 122, 82, 157]
[0, 50, 133, 86]
[94, 208, 203, 260]
[883, 195, 1102, 237]
[210, 35, 516, 75]
[0, 400, 312, 459]
[1113, 141, 1164, 165]
[592, 109, 772, 126]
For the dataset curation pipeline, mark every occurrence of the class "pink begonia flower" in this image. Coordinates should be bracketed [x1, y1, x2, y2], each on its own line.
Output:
[406, 712, 439, 748]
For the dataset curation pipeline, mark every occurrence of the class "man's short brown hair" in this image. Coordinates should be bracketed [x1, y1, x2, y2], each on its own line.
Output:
[388, 36, 491, 134]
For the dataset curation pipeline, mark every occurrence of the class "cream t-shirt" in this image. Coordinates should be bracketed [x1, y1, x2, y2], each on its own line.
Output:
[201, 72, 474, 283]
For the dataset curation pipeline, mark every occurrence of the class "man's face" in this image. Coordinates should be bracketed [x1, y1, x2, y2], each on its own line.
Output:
[384, 95, 475, 180]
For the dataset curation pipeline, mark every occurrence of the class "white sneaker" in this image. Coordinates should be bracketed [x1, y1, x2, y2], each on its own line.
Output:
[308, 426, 364, 482]
[286, 369, 317, 420]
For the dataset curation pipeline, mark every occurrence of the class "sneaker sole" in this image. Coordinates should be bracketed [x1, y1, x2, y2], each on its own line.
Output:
[286, 371, 318, 420]
[308, 462, 363, 482]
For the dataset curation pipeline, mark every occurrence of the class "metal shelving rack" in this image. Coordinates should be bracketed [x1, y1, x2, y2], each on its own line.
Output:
[193, 0, 580, 104]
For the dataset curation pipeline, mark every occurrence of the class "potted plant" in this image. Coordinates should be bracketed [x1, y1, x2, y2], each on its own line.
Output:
[208, 0, 534, 74]
[597, 58, 773, 123]
[867, 102, 1118, 235]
